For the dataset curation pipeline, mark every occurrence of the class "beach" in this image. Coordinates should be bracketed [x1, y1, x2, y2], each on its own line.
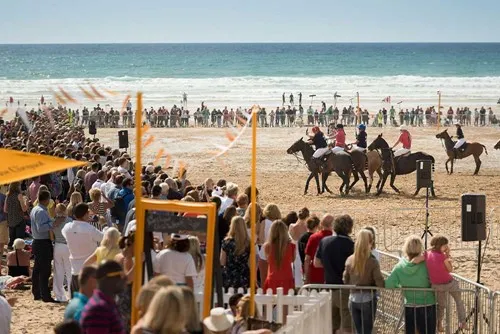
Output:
[3, 124, 500, 334]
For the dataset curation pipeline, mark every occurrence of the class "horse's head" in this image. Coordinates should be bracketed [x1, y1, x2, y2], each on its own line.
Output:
[435, 129, 448, 139]
[495, 140, 500, 150]
[368, 134, 387, 151]
[287, 137, 305, 154]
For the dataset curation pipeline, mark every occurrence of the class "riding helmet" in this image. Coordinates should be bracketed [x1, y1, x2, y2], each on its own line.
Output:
[357, 124, 366, 131]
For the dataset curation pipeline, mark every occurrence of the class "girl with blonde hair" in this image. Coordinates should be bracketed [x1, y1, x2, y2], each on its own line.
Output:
[232, 295, 260, 334]
[188, 236, 205, 292]
[258, 204, 281, 285]
[221, 216, 250, 290]
[343, 229, 384, 334]
[263, 220, 295, 293]
[180, 286, 203, 334]
[33, 185, 56, 218]
[66, 192, 83, 218]
[82, 227, 121, 267]
[87, 188, 114, 218]
[133, 286, 187, 334]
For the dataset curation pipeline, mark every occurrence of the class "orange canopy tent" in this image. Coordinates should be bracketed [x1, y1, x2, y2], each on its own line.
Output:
[0, 149, 86, 185]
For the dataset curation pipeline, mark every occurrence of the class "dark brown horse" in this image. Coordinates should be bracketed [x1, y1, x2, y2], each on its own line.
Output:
[286, 138, 353, 196]
[368, 134, 436, 197]
[495, 140, 500, 150]
[435, 129, 488, 175]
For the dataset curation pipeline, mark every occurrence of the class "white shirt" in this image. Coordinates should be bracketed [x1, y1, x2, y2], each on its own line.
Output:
[258, 219, 273, 260]
[101, 180, 116, 198]
[118, 166, 131, 179]
[155, 249, 197, 284]
[62, 220, 104, 275]
[0, 296, 11, 334]
[92, 179, 105, 190]
[218, 197, 234, 215]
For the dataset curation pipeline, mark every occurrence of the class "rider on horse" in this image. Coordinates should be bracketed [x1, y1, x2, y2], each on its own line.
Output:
[453, 122, 466, 158]
[309, 126, 329, 158]
[352, 124, 367, 152]
[392, 125, 412, 157]
[329, 123, 346, 154]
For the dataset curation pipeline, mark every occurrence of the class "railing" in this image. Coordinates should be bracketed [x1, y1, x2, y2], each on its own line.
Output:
[194, 287, 331, 330]
[299, 284, 478, 334]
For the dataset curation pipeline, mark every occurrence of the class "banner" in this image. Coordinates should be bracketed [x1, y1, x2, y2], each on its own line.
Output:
[0, 149, 86, 185]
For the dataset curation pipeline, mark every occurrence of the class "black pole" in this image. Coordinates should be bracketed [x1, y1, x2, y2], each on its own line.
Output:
[425, 186, 430, 249]
[473, 240, 482, 334]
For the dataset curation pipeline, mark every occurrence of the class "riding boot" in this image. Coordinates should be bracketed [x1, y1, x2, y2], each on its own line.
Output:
[453, 148, 458, 160]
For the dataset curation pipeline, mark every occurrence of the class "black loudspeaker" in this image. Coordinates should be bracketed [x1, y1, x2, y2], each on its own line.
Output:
[89, 121, 97, 135]
[461, 194, 486, 242]
[416, 160, 433, 189]
[118, 130, 129, 149]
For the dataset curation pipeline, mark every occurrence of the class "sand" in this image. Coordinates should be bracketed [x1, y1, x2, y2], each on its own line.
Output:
[4, 124, 500, 333]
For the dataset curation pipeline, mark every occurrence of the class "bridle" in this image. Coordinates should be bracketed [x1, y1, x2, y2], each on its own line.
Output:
[291, 151, 306, 166]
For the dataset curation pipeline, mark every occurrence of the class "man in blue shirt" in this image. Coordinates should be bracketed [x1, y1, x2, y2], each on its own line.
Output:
[65, 266, 97, 321]
[30, 189, 58, 302]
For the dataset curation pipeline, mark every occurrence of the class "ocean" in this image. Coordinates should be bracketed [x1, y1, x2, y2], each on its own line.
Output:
[1, 43, 500, 111]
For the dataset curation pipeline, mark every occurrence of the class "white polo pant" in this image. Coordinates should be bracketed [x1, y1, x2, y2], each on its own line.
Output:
[53, 242, 72, 302]
[394, 148, 411, 157]
[453, 138, 465, 149]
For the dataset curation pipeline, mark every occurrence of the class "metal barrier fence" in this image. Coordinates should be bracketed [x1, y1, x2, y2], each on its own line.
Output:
[299, 284, 478, 334]
[492, 292, 500, 334]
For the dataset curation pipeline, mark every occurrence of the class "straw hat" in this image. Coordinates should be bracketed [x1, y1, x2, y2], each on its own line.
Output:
[203, 307, 234, 332]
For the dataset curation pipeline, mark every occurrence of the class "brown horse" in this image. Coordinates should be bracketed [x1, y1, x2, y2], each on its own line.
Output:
[495, 140, 500, 150]
[346, 146, 383, 193]
[435, 129, 488, 175]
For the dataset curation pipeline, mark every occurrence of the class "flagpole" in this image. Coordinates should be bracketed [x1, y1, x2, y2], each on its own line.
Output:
[356, 92, 360, 126]
[437, 91, 441, 130]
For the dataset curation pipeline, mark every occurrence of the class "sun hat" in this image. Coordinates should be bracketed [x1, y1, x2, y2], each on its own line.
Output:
[203, 307, 234, 332]
[170, 233, 188, 241]
[399, 125, 407, 131]
[454, 122, 461, 126]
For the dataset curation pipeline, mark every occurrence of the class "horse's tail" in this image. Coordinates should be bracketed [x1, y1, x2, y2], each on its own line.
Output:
[482, 145, 488, 155]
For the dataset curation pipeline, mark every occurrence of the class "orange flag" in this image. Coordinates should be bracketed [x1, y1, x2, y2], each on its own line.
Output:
[153, 149, 165, 165]
[143, 136, 155, 148]
[225, 131, 236, 142]
[58, 87, 78, 103]
[164, 154, 172, 169]
[90, 85, 105, 99]
[79, 86, 96, 101]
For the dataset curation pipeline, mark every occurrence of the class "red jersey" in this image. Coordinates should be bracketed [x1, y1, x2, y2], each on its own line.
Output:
[335, 129, 346, 148]
[305, 230, 333, 283]
[399, 131, 412, 149]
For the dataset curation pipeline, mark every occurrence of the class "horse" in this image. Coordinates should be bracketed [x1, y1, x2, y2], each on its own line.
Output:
[286, 138, 353, 196]
[346, 150, 369, 193]
[494, 140, 500, 150]
[367, 134, 436, 197]
[346, 145, 383, 193]
[435, 129, 488, 175]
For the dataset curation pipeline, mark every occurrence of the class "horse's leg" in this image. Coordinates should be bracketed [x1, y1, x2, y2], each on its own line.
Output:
[375, 168, 383, 191]
[335, 171, 345, 195]
[389, 173, 400, 193]
[473, 155, 481, 175]
[367, 169, 374, 193]
[360, 170, 369, 193]
[413, 186, 421, 197]
[445, 157, 450, 174]
[376, 172, 389, 196]
[450, 158, 454, 175]
[349, 170, 359, 190]
[314, 173, 321, 194]
[344, 172, 351, 196]
[305, 172, 314, 195]
[322, 173, 333, 194]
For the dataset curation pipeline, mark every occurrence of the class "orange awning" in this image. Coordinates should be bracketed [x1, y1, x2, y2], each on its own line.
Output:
[0, 149, 87, 185]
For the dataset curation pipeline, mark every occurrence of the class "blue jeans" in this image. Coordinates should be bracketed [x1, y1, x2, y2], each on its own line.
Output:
[349, 298, 377, 334]
[405, 305, 436, 334]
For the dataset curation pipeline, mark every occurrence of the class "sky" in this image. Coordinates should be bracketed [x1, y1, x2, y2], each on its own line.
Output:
[2, 0, 499, 43]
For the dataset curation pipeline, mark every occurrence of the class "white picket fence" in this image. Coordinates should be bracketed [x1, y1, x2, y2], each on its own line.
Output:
[194, 287, 332, 333]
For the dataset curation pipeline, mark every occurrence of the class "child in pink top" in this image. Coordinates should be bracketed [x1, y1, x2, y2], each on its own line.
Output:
[418, 235, 466, 332]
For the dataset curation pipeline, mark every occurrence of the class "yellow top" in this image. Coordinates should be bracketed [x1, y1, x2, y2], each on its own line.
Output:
[95, 246, 121, 264]
[33, 199, 55, 219]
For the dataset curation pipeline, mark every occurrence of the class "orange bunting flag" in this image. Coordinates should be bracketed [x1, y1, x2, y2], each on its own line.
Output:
[104, 88, 120, 96]
[178, 160, 186, 178]
[153, 148, 165, 165]
[90, 85, 105, 99]
[79, 86, 96, 100]
[0, 108, 7, 117]
[143, 135, 155, 148]
[236, 116, 247, 125]
[141, 124, 150, 134]
[53, 92, 67, 105]
[58, 87, 78, 103]
[225, 131, 236, 142]
[120, 95, 130, 113]
[164, 154, 172, 169]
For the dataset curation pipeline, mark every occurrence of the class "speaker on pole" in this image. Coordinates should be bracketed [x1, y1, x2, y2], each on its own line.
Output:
[461, 194, 486, 242]
[89, 121, 97, 135]
[118, 130, 129, 149]
[416, 160, 433, 189]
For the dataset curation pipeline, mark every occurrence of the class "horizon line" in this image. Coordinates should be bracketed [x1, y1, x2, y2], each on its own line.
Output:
[1, 41, 500, 45]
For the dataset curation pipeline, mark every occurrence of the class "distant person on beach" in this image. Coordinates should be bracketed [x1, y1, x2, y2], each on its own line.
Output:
[182, 92, 187, 107]
[298, 92, 302, 106]
[289, 93, 294, 106]
[282, 93, 285, 106]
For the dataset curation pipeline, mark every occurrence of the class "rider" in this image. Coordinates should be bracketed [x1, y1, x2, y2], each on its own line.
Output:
[392, 125, 412, 157]
[329, 123, 346, 154]
[453, 122, 465, 158]
[308, 126, 329, 158]
[352, 124, 367, 152]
